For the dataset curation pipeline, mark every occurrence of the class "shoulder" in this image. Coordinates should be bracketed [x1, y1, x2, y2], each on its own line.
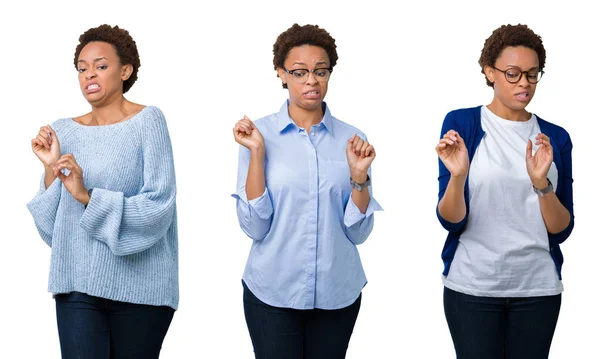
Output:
[137, 106, 170, 132]
[443, 106, 482, 126]
[49, 118, 78, 141]
[536, 115, 573, 152]
[50, 117, 74, 130]
[252, 111, 282, 136]
[536, 115, 571, 141]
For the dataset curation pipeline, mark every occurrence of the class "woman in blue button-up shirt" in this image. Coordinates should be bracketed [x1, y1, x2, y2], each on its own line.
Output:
[232, 23, 382, 358]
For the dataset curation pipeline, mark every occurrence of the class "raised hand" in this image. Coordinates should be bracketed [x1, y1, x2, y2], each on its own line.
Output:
[526, 133, 553, 189]
[436, 130, 469, 177]
[54, 154, 89, 205]
[346, 134, 375, 181]
[31, 125, 60, 168]
[233, 115, 264, 151]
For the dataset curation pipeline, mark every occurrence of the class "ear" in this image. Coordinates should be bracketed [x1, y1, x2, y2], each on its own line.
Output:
[484, 65, 495, 85]
[121, 64, 134, 81]
[276, 67, 287, 87]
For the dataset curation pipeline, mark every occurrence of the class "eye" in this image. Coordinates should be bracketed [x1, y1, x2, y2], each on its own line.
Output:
[527, 72, 539, 79]
[292, 69, 308, 78]
[315, 69, 329, 77]
[77, 68, 86, 73]
[97, 65, 108, 70]
[505, 70, 520, 79]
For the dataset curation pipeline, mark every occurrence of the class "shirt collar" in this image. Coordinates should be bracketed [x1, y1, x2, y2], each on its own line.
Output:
[276, 100, 334, 135]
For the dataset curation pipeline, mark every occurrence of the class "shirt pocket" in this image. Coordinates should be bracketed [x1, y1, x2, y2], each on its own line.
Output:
[322, 159, 351, 199]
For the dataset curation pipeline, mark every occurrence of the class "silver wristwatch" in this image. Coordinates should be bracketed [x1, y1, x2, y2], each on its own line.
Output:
[350, 175, 371, 192]
[533, 178, 553, 197]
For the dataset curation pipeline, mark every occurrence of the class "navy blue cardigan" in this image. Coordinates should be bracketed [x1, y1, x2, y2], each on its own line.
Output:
[437, 106, 574, 279]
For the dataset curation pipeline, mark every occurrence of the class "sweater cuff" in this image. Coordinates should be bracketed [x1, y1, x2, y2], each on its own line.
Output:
[26, 177, 61, 228]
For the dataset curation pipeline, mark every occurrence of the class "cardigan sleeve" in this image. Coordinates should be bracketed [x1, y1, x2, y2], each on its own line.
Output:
[436, 110, 469, 233]
[549, 130, 574, 243]
[79, 108, 177, 256]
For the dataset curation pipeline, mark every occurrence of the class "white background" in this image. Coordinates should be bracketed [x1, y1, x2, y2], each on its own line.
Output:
[1, 0, 597, 357]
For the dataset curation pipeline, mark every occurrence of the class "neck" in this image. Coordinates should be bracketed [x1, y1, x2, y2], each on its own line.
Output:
[487, 98, 530, 122]
[89, 97, 133, 126]
[288, 102, 324, 132]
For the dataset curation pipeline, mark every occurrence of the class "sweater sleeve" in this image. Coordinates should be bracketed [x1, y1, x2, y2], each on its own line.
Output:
[231, 145, 274, 241]
[26, 176, 63, 247]
[549, 131, 574, 243]
[79, 108, 177, 256]
[436, 110, 469, 233]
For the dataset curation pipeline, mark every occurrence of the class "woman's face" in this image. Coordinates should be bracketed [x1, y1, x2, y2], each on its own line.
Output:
[77, 41, 132, 106]
[485, 46, 540, 114]
[277, 45, 330, 112]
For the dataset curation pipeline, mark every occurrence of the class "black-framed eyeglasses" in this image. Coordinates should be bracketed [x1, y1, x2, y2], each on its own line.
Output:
[283, 67, 333, 84]
[493, 67, 544, 84]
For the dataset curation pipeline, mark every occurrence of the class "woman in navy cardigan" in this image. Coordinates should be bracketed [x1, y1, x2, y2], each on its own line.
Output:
[435, 24, 574, 359]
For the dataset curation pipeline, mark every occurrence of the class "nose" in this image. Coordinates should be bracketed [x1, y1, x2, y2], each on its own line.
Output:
[517, 72, 530, 87]
[85, 68, 96, 80]
[305, 71, 318, 85]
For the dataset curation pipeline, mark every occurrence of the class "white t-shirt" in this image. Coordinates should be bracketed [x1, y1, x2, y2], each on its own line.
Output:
[443, 106, 562, 297]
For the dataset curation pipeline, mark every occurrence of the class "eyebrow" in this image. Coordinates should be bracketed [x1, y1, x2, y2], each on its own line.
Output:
[77, 57, 108, 63]
[292, 60, 330, 67]
[506, 65, 540, 71]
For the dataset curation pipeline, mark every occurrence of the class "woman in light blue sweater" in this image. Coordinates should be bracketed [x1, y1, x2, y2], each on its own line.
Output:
[27, 24, 178, 358]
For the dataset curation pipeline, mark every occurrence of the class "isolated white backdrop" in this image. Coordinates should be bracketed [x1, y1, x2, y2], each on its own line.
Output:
[1, 0, 597, 357]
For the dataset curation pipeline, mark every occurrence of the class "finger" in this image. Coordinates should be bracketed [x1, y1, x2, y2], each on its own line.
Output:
[526, 139, 533, 160]
[353, 138, 364, 153]
[443, 132, 458, 142]
[39, 127, 51, 140]
[365, 144, 375, 157]
[439, 138, 456, 146]
[32, 138, 45, 150]
[236, 123, 252, 135]
[240, 117, 255, 129]
[57, 171, 67, 182]
[359, 141, 370, 158]
[44, 125, 56, 144]
[36, 134, 50, 149]
[347, 135, 356, 152]
[55, 154, 76, 166]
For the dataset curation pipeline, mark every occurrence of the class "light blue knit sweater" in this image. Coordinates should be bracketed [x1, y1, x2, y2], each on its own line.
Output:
[27, 106, 179, 309]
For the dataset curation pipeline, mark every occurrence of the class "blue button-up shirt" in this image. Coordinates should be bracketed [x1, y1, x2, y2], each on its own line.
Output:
[233, 101, 382, 310]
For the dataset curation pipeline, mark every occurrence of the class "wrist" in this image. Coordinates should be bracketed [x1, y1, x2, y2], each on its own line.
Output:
[82, 188, 92, 207]
[350, 172, 368, 183]
[249, 144, 265, 156]
[44, 163, 56, 173]
[532, 178, 548, 190]
[350, 167, 368, 182]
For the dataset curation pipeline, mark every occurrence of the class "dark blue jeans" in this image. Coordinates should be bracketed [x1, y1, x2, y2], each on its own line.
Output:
[55, 292, 175, 359]
[243, 281, 361, 359]
[444, 287, 561, 359]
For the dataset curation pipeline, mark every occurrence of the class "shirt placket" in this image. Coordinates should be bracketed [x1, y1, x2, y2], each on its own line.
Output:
[300, 127, 319, 308]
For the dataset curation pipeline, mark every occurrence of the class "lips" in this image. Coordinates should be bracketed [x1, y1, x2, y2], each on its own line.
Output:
[514, 91, 530, 102]
[303, 89, 320, 99]
[85, 82, 101, 94]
